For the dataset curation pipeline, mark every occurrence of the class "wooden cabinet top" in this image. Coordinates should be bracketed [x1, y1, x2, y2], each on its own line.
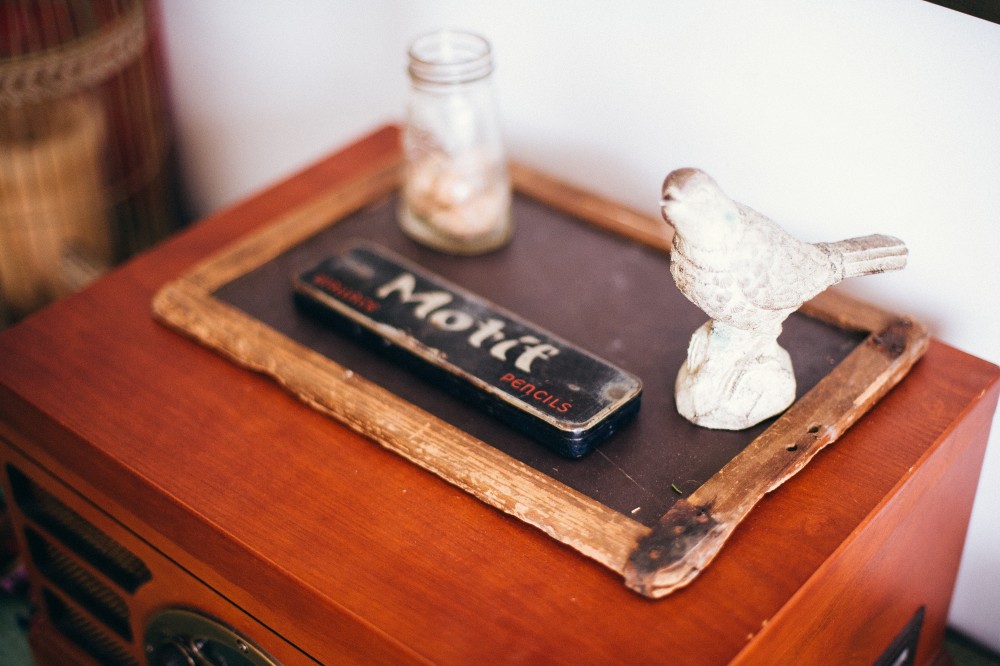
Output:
[1, 126, 998, 665]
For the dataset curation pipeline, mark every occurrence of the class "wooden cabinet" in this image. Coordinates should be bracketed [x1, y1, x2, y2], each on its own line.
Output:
[0, 126, 997, 665]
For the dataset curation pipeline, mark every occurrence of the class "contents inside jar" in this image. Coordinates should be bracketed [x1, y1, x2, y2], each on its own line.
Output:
[405, 148, 509, 240]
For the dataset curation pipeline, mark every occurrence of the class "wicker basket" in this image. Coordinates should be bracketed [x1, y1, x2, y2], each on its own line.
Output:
[0, 95, 111, 316]
[0, 0, 184, 325]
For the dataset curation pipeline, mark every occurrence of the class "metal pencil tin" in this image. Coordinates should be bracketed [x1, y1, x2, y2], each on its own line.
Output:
[293, 242, 642, 457]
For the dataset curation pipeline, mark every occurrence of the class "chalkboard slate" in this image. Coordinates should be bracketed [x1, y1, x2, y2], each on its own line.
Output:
[212, 192, 863, 528]
[154, 154, 928, 597]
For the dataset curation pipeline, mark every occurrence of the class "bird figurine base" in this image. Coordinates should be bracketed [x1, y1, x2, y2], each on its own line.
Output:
[675, 320, 795, 430]
[660, 167, 908, 431]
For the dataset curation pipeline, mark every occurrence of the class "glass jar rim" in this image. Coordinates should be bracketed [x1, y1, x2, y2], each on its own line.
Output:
[407, 29, 493, 85]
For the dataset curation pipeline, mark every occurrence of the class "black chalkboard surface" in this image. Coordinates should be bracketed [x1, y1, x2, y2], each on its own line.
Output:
[213, 192, 862, 528]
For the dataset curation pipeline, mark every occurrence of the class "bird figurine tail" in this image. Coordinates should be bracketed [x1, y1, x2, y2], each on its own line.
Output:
[819, 234, 908, 280]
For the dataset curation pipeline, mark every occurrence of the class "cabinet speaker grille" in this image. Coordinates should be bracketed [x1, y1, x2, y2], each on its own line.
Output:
[6, 464, 152, 592]
[25, 527, 133, 640]
[5, 464, 152, 663]
[42, 588, 139, 666]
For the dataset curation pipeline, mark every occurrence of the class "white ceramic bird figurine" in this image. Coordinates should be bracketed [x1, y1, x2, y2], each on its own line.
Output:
[660, 168, 907, 430]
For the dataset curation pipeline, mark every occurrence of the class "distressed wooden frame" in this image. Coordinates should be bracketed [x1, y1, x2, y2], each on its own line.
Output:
[152, 155, 928, 599]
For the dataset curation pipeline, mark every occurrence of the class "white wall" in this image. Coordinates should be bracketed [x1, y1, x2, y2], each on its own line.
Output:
[158, 0, 1000, 650]
[157, 0, 400, 211]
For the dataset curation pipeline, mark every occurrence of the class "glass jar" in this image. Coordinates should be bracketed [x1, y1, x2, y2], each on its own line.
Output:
[400, 30, 513, 255]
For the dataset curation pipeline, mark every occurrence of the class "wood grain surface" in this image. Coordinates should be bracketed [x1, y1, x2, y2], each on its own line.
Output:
[0, 125, 997, 664]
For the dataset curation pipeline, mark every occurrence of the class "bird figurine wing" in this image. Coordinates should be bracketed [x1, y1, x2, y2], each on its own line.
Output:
[734, 204, 838, 312]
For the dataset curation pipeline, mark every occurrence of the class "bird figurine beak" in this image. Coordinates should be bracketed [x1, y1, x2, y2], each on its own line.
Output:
[660, 194, 675, 223]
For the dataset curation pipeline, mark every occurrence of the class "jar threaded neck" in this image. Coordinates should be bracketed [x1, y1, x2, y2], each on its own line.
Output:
[407, 30, 493, 86]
